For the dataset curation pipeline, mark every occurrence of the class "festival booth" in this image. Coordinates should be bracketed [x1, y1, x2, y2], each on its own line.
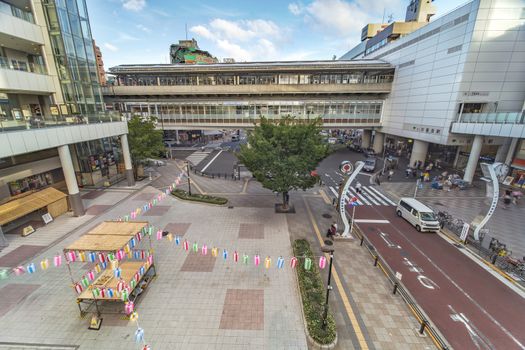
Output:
[64, 221, 156, 319]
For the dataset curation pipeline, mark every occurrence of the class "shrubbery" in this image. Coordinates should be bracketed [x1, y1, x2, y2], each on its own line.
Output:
[171, 189, 228, 205]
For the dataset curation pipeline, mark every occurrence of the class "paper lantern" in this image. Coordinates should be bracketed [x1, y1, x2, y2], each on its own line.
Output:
[319, 256, 327, 269]
[13, 266, 24, 276]
[81, 276, 90, 288]
[0, 269, 8, 280]
[211, 247, 218, 257]
[107, 288, 114, 298]
[222, 249, 228, 260]
[53, 254, 62, 267]
[121, 288, 129, 301]
[175, 236, 180, 245]
[116, 250, 124, 261]
[98, 253, 106, 263]
[233, 251, 239, 263]
[107, 252, 116, 262]
[92, 288, 100, 298]
[78, 251, 86, 262]
[40, 259, 49, 270]
[74, 283, 83, 294]
[27, 263, 36, 274]
[139, 266, 145, 275]
[94, 264, 101, 273]
[254, 255, 260, 266]
[116, 280, 127, 293]
[156, 230, 162, 240]
[114, 268, 121, 278]
[277, 257, 284, 269]
[110, 260, 118, 270]
[100, 261, 107, 270]
[130, 279, 137, 289]
[135, 328, 144, 343]
[290, 257, 298, 269]
[88, 252, 96, 263]
[243, 254, 249, 265]
[304, 258, 312, 270]
[125, 301, 134, 315]
[167, 233, 173, 242]
[67, 251, 76, 262]
[130, 238, 136, 248]
[193, 242, 198, 252]
[141, 250, 147, 260]
[133, 251, 140, 260]
[134, 272, 140, 282]
[130, 311, 138, 321]
[100, 288, 106, 298]
[137, 232, 142, 242]
[183, 240, 189, 251]
[124, 215, 129, 222]
[87, 270, 95, 281]
[201, 244, 208, 255]
[147, 255, 153, 266]
[264, 256, 271, 269]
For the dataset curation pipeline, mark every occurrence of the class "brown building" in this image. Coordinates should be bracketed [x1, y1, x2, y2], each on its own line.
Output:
[93, 40, 107, 86]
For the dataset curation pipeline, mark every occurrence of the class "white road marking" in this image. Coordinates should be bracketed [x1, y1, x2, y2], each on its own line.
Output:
[355, 219, 390, 223]
[329, 186, 338, 198]
[200, 150, 223, 173]
[368, 186, 397, 205]
[351, 186, 376, 205]
[362, 186, 387, 205]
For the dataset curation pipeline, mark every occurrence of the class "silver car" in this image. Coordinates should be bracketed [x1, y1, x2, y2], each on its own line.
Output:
[363, 158, 376, 172]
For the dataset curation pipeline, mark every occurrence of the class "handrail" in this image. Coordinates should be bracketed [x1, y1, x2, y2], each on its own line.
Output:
[352, 223, 450, 350]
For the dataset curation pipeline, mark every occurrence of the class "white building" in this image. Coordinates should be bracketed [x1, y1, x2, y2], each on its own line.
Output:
[0, 0, 134, 224]
[343, 0, 525, 184]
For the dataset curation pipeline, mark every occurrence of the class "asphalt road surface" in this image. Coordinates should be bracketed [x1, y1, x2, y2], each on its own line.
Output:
[353, 205, 525, 350]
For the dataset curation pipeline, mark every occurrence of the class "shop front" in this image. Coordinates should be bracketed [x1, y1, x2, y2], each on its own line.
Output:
[507, 140, 525, 188]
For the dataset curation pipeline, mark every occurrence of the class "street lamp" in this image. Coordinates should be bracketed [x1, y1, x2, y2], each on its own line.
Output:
[321, 242, 335, 330]
[185, 161, 192, 196]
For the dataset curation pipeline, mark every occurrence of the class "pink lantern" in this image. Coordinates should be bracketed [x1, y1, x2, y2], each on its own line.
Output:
[183, 240, 189, 251]
[233, 251, 239, 262]
[134, 272, 140, 282]
[98, 253, 106, 263]
[53, 254, 62, 267]
[147, 255, 153, 266]
[116, 280, 127, 293]
[116, 250, 124, 261]
[87, 270, 95, 281]
[141, 250, 146, 260]
[319, 256, 327, 269]
[201, 244, 208, 255]
[74, 283, 83, 294]
[125, 301, 134, 315]
[100, 288, 106, 298]
[156, 230, 162, 240]
[136, 232, 142, 242]
[254, 255, 260, 266]
[13, 266, 25, 276]
[290, 257, 298, 269]
[67, 251, 76, 262]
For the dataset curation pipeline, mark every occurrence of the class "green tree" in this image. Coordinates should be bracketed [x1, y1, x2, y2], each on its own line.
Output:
[127, 115, 164, 178]
[238, 116, 328, 210]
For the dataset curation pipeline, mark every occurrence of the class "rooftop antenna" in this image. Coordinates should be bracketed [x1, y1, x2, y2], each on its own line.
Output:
[185, 23, 188, 40]
[387, 14, 394, 23]
[382, 8, 386, 23]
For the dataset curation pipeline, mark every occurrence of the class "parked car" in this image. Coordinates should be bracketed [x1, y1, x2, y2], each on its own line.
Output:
[363, 158, 376, 172]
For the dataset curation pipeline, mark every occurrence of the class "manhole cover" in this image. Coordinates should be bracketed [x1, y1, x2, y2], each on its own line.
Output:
[322, 214, 332, 219]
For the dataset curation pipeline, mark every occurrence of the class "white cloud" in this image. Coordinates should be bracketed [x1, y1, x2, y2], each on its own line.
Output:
[136, 24, 151, 33]
[190, 25, 215, 40]
[122, 0, 146, 12]
[216, 39, 253, 61]
[103, 43, 119, 52]
[288, 3, 303, 15]
[118, 32, 139, 41]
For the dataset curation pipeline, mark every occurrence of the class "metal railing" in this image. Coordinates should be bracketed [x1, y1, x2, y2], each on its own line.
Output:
[0, 57, 47, 75]
[0, 112, 125, 132]
[351, 223, 450, 350]
[458, 112, 524, 124]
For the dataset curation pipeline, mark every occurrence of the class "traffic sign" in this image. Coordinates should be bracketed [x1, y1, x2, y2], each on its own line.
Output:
[339, 161, 353, 174]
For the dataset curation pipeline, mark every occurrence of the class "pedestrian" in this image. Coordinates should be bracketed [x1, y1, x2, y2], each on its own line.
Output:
[424, 171, 430, 182]
[376, 176, 381, 186]
[512, 191, 522, 204]
[406, 167, 411, 178]
[356, 182, 362, 194]
[388, 169, 394, 181]
[444, 179, 452, 192]
[326, 223, 337, 239]
[503, 191, 512, 209]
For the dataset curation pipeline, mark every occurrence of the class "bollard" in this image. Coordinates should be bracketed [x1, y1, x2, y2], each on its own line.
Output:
[374, 255, 378, 266]
[419, 321, 426, 334]
[392, 283, 398, 295]
[360, 236, 364, 246]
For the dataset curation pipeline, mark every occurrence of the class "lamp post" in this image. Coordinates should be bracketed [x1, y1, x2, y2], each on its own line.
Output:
[321, 243, 335, 330]
[185, 161, 192, 196]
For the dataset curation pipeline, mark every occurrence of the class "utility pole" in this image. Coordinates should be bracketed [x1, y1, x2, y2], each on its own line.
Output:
[186, 161, 192, 196]
[321, 244, 335, 330]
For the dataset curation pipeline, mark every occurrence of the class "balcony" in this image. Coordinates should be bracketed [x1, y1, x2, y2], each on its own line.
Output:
[0, 67, 54, 94]
[451, 112, 525, 137]
[0, 10, 43, 45]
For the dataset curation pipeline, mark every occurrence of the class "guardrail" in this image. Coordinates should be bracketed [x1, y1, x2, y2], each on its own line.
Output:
[351, 223, 450, 350]
[188, 164, 239, 180]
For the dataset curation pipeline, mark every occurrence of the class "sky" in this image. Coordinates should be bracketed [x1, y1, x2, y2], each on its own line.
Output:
[87, 0, 463, 69]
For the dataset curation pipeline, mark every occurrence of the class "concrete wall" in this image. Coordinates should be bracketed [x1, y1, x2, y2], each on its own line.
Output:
[0, 11, 44, 45]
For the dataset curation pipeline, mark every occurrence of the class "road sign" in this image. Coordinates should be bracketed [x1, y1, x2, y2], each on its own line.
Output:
[460, 223, 470, 242]
[339, 161, 353, 174]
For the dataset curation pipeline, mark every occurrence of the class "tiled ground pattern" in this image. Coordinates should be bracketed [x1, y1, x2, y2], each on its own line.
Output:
[0, 284, 41, 317]
[238, 223, 264, 239]
[180, 252, 217, 272]
[219, 289, 264, 330]
[163, 223, 191, 236]
[0, 245, 46, 268]
[142, 205, 170, 216]
[85, 205, 112, 216]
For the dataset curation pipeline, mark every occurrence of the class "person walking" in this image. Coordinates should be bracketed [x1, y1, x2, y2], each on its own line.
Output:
[388, 169, 394, 181]
[503, 190, 512, 209]
[356, 182, 362, 194]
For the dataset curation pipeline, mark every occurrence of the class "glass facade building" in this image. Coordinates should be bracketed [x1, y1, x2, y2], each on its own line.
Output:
[42, 0, 104, 116]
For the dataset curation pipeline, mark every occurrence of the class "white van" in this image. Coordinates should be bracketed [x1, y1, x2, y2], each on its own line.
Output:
[396, 198, 440, 232]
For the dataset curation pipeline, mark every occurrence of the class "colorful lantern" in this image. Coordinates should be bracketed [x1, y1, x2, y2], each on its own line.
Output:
[125, 301, 134, 315]
[139, 266, 145, 275]
[134, 272, 140, 282]
[100, 288, 106, 298]
[211, 247, 218, 257]
[88, 252, 96, 263]
[121, 288, 129, 301]
[107, 288, 114, 298]
[0, 269, 8, 280]
[277, 257, 284, 269]
[143, 345, 151, 350]
[264, 256, 271, 269]
[141, 250, 147, 260]
[223, 249, 228, 260]
[304, 258, 312, 270]
[78, 251, 86, 262]
[13, 266, 24, 276]
[167, 233, 173, 242]
[319, 256, 327, 269]
[193, 242, 198, 252]
[124, 215, 129, 222]
[129, 311, 138, 321]
[92, 288, 100, 298]
[175, 236, 180, 245]
[94, 264, 101, 273]
[116, 280, 127, 293]
[110, 260, 118, 270]
[135, 328, 144, 343]
[114, 268, 121, 278]
[130, 279, 137, 289]
[40, 259, 49, 270]
[254, 255, 260, 266]
[100, 261, 107, 270]
[148, 226, 153, 236]
[233, 251, 239, 263]
[147, 255, 153, 266]
[183, 240, 189, 251]
[201, 244, 208, 255]
[53, 254, 62, 267]
[243, 254, 249, 265]
[74, 283, 83, 294]
[136, 232, 142, 242]
[156, 230, 162, 240]
[81, 276, 90, 288]
[290, 257, 298, 269]
[87, 270, 95, 281]
[116, 250, 124, 261]
[130, 238, 136, 248]
[67, 251, 76, 262]
[98, 253, 106, 263]
[27, 263, 36, 274]
[107, 252, 116, 262]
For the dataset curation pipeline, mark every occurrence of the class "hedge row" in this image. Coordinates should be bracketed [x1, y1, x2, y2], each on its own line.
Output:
[293, 239, 336, 345]
[171, 189, 228, 205]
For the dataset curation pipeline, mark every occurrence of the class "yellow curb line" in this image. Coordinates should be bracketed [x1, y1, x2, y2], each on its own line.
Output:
[319, 189, 331, 205]
[242, 178, 249, 193]
[303, 197, 369, 350]
[172, 161, 206, 195]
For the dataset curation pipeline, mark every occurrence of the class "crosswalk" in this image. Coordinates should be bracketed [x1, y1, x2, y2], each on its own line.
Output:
[186, 151, 212, 166]
[329, 185, 396, 206]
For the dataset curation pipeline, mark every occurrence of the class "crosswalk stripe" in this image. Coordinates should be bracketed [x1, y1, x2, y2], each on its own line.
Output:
[350, 186, 374, 205]
[367, 186, 397, 206]
[329, 186, 338, 198]
[361, 186, 387, 205]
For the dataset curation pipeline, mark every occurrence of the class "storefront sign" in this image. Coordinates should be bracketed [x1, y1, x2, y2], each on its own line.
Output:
[503, 176, 514, 186]
[22, 226, 35, 237]
[0, 93, 8, 104]
[462, 91, 489, 97]
[460, 223, 470, 242]
[50, 105, 59, 115]
[22, 109, 32, 118]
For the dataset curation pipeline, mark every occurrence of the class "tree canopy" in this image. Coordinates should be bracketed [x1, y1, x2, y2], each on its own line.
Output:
[238, 116, 328, 208]
[127, 115, 164, 164]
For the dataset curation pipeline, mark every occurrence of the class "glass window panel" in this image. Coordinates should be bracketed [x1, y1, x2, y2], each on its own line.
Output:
[58, 8, 71, 34]
[66, 0, 78, 13]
